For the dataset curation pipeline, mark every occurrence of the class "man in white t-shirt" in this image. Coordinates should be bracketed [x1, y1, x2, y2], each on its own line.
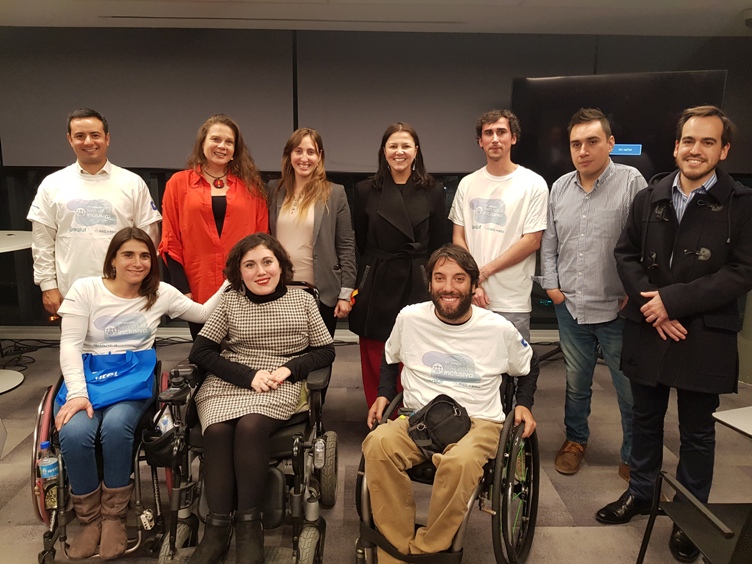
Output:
[27, 108, 162, 315]
[363, 244, 537, 564]
[449, 109, 548, 341]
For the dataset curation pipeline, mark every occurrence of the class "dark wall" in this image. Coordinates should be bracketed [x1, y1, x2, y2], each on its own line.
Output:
[1, 28, 751, 174]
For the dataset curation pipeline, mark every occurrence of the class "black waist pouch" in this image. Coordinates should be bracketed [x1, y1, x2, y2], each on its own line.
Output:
[407, 394, 471, 459]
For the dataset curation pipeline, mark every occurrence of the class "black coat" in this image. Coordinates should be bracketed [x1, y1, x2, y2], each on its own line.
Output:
[348, 177, 447, 341]
[615, 168, 752, 394]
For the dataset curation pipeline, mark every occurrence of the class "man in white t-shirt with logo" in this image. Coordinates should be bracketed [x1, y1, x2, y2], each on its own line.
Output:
[27, 108, 162, 315]
[449, 109, 548, 341]
[363, 244, 537, 564]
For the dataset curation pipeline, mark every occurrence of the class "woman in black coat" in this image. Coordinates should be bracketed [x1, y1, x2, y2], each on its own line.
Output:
[348, 122, 446, 407]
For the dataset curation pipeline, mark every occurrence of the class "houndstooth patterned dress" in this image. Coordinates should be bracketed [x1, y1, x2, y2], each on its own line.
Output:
[195, 288, 332, 427]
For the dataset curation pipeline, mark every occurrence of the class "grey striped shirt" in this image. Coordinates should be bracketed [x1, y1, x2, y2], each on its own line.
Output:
[672, 171, 716, 223]
[540, 160, 647, 324]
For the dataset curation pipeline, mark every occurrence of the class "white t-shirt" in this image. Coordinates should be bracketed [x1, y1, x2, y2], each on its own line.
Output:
[27, 161, 162, 296]
[58, 277, 225, 401]
[385, 302, 533, 422]
[449, 165, 548, 312]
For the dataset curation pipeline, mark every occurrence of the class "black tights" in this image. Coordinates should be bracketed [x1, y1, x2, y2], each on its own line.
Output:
[203, 414, 285, 514]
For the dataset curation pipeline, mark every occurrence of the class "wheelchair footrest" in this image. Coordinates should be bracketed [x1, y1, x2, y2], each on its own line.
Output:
[358, 521, 464, 563]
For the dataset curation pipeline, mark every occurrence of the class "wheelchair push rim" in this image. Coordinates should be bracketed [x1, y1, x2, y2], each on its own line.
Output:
[491, 419, 539, 564]
[31, 385, 56, 525]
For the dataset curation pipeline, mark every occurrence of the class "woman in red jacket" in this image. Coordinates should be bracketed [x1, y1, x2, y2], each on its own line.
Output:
[159, 114, 268, 338]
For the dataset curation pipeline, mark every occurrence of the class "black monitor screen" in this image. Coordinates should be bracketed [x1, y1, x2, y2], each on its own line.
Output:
[511, 70, 727, 186]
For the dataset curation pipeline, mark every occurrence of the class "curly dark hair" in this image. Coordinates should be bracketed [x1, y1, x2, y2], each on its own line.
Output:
[187, 114, 266, 200]
[426, 244, 480, 289]
[224, 233, 294, 293]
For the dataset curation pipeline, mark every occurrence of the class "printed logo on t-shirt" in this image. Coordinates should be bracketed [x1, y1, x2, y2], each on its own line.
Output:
[95, 313, 149, 342]
[422, 351, 479, 383]
[68, 199, 117, 227]
[471, 198, 506, 227]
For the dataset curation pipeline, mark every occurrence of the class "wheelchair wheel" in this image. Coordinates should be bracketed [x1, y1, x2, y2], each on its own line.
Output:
[491, 422, 539, 563]
[31, 385, 56, 525]
[355, 453, 368, 522]
[37, 547, 55, 564]
[318, 431, 338, 508]
[297, 525, 321, 564]
[158, 520, 197, 563]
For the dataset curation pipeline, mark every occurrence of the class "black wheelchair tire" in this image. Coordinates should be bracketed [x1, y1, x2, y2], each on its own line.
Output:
[355, 454, 366, 520]
[319, 431, 338, 508]
[38, 548, 55, 564]
[158, 521, 196, 563]
[491, 420, 539, 563]
[297, 525, 321, 564]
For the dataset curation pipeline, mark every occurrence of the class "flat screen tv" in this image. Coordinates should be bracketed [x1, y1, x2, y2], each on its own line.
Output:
[511, 70, 727, 186]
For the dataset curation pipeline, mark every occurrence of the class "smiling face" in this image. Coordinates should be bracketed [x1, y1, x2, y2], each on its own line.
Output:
[202, 123, 236, 172]
[478, 117, 516, 164]
[111, 239, 151, 286]
[569, 120, 615, 185]
[383, 130, 418, 179]
[67, 117, 110, 172]
[429, 258, 475, 324]
[290, 135, 321, 181]
[674, 115, 730, 189]
[240, 245, 282, 295]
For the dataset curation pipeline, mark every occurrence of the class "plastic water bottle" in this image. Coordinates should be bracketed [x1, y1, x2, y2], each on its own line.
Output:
[156, 410, 174, 434]
[38, 441, 59, 479]
[38, 441, 59, 509]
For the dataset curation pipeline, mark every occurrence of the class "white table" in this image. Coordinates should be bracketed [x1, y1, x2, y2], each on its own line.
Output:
[714, 406, 752, 440]
[0, 231, 33, 393]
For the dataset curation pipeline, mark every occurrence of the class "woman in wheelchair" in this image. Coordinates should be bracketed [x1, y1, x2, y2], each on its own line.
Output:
[54, 227, 228, 561]
[187, 232, 335, 564]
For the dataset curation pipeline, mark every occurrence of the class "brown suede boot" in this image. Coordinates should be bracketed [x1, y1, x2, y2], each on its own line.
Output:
[99, 483, 133, 560]
[68, 485, 102, 559]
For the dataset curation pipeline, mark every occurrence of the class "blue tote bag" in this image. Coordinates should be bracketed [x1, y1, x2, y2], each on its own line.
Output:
[56, 349, 157, 409]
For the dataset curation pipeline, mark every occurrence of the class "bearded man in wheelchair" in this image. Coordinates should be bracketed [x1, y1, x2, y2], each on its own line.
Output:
[362, 244, 538, 564]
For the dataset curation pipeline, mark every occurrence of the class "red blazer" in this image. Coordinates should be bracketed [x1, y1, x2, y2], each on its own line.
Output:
[158, 168, 268, 303]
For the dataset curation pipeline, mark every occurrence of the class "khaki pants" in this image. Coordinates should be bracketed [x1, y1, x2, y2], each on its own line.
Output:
[362, 416, 503, 564]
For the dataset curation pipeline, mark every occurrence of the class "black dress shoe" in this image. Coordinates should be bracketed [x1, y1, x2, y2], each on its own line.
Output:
[595, 490, 652, 524]
[669, 525, 700, 562]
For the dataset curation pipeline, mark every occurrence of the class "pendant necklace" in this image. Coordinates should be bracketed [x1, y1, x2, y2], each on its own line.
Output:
[291, 193, 304, 214]
[203, 167, 228, 189]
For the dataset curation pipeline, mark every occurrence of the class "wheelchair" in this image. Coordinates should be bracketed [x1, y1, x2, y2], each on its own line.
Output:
[355, 374, 539, 564]
[146, 359, 337, 564]
[31, 361, 167, 564]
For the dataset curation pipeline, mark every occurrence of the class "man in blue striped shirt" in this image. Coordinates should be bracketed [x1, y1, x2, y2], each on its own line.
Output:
[541, 108, 646, 479]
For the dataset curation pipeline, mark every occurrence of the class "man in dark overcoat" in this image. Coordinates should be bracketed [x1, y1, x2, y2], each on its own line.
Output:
[595, 105, 752, 563]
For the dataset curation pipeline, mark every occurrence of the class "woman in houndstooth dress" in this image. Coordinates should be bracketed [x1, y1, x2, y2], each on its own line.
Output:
[187, 233, 334, 564]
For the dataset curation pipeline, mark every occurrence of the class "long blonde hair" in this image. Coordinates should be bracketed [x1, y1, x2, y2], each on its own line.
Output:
[277, 128, 331, 220]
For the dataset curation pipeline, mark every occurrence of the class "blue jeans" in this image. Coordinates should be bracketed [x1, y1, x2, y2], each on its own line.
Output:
[555, 303, 633, 463]
[55, 397, 152, 495]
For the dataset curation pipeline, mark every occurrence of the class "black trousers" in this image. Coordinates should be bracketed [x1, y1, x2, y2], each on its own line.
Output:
[628, 381, 720, 503]
[318, 302, 337, 338]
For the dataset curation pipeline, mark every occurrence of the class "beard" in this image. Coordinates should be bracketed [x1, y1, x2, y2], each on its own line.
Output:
[431, 290, 473, 322]
[676, 155, 717, 182]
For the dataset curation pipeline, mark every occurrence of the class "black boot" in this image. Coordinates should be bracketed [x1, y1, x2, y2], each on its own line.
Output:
[234, 508, 265, 564]
[189, 512, 233, 564]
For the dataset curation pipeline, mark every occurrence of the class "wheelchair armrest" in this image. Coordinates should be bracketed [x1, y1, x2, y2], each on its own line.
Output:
[158, 384, 191, 405]
[306, 365, 331, 391]
[171, 362, 205, 388]
[661, 471, 735, 538]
